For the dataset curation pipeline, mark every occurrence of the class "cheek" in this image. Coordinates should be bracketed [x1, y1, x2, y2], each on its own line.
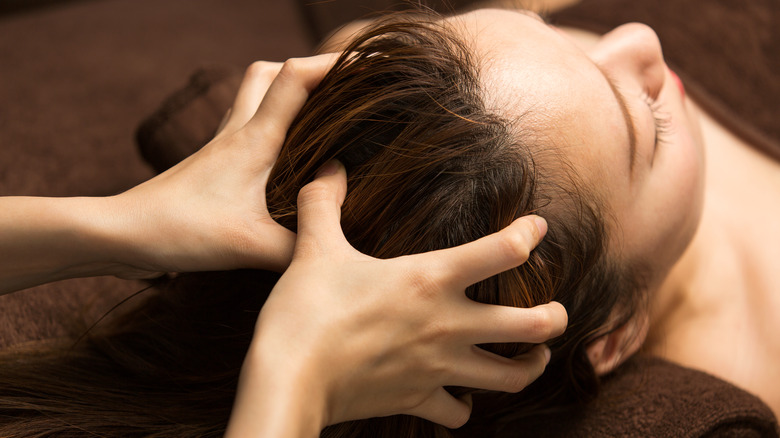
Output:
[668, 84, 706, 217]
[671, 104, 705, 218]
[619, 120, 704, 278]
[653, 70, 706, 244]
[652, 115, 705, 265]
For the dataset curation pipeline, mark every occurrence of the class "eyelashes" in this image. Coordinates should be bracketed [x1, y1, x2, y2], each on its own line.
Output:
[643, 94, 673, 149]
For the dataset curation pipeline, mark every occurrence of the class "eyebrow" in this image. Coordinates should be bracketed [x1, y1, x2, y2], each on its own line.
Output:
[594, 64, 638, 174]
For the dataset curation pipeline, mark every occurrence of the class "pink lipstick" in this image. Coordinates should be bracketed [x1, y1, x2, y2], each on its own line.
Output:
[669, 69, 685, 99]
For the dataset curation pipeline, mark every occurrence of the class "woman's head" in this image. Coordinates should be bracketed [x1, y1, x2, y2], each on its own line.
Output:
[446, 9, 706, 373]
[446, 9, 705, 293]
[432, 9, 708, 379]
[262, 7, 705, 426]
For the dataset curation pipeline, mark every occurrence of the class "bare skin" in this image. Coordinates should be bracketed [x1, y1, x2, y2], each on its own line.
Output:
[646, 101, 780, 416]
[560, 25, 780, 416]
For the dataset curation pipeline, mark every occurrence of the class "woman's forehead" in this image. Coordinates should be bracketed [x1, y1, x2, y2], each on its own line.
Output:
[443, 10, 598, 117]
[443, 10, 629, 179]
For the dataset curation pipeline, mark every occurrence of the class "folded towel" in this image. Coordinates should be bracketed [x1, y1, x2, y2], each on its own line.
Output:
[480, 355, 779, 437]
[136, 67, 241, 173]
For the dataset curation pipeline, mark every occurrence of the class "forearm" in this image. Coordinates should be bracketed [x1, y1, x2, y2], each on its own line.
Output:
[0, 196, 136, 295]
[225, 341, 328, 438]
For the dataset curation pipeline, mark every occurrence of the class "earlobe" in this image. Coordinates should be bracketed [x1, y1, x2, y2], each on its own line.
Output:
[586, 313, 649, 375]
[586, 328, 627, 375]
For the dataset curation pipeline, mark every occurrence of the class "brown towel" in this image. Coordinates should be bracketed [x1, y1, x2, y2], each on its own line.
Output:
[136, 67, 242, 173]
[551, 0, 780, 163]
[485, 356, 779, 437]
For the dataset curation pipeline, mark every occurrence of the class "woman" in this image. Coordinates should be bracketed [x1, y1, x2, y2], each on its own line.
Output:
[223, 7, 780, 430]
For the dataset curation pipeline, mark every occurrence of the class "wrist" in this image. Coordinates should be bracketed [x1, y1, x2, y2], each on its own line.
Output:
[32, 195, 163, 282]
[226, 340, 329, 438]
[90, 191, 186, 277]
[0, 196, 141, 294]
[46, 196, 147, 278]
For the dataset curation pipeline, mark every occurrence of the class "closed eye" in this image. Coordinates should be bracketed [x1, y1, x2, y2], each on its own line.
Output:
[643, 95, 672, 165]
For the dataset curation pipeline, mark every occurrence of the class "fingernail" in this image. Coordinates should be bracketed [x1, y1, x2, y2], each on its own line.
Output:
[533, 216, 548, 239]
[543, 345, 551, 365]
[316, 159, 342, 178]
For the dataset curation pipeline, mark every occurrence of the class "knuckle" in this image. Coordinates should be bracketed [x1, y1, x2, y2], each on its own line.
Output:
[277, 58, 304, 82]
[432, 359, 454, 381]
[528, 307, 556, 341]
[245, 60, 276, 80]
[499, 229, 532, 263]
[297, 179, 335, 206]
[253, 122, 286, 147]
[423, 319, 452, 343]
[502, 370, 531, 393]
[406, 269, 443, 303]
[534, 304, 568, 340]
[397, 391, 429, 414]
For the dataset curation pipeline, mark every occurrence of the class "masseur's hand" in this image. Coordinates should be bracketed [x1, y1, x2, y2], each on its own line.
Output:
[0, 55, 334, 295]
[107, 55, 337, 277]
[226, 162, 568, 438]
[0, 55, 335, 295]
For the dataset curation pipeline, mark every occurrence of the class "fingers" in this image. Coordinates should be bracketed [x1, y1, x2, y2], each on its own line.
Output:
[448, 344, 551, 393]
[217, 53, 337, 141]
[220, 61, 282, 134]
[248, 53, 339, 144]
[403, 387, 471, 429]
[428, 215, 548, 291]
[459, 301, 568, 345]
[294, 160, 349, 256]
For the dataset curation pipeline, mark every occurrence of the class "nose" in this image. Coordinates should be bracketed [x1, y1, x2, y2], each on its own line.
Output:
[589, 23, 667, 97]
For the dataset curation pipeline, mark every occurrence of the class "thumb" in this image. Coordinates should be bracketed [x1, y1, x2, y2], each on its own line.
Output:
[294, 160, 348, 256]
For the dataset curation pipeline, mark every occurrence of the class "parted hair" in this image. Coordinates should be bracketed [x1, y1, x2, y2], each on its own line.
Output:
[0, 11, 642, 438]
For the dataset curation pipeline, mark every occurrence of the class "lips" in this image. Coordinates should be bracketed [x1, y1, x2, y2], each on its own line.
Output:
[669, 69, 685, 99]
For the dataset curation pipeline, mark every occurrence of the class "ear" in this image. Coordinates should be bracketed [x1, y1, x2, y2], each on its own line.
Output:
[586, 313, 649, 375]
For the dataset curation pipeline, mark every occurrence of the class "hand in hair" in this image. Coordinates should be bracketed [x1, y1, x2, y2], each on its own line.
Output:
[2, 55, 345, 296]
[0, 55, 337, 295]
[225, 160, 568, 437]
[106, 54, 340, 277]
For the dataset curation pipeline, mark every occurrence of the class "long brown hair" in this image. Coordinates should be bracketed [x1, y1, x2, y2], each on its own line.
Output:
[0, 11, 643, 438]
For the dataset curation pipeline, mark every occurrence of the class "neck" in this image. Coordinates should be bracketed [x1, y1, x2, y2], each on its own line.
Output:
[646, 215, 710, 340]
